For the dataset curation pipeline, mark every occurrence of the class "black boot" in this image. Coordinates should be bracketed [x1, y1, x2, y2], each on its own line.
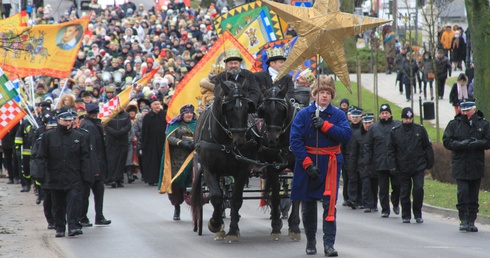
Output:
[173, 205, 181, 221]
[127, 167, 134, 184]
[467, 211, 478, 232]
[306, 240, 317, 255]
[459, 210, 468, 231]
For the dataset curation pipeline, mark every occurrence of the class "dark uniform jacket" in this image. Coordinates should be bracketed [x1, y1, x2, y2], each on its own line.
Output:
[387, 123, 434, 175]
[364, 117, 402, 171]
[105, 111, 131, 146]
[254, 69, 294, 101]
[214, 69, 261, 113]
[348, 125, 375, 178]
[443, 111, 490, 180]
[37, 126, 90, 190]
[81, 117, 108, 181]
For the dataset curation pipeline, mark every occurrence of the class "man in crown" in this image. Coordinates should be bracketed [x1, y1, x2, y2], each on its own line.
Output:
[196, 64, 225, 113]
[254, 47, 294, 102]
[214, 48, 261, 113]
[293, 68, 316, 107]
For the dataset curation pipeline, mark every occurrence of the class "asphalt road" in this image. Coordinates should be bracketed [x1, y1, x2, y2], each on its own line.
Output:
[47, 177, 490, 258]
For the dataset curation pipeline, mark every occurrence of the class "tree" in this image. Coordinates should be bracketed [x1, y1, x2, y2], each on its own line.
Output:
[465, 0, 490, 116]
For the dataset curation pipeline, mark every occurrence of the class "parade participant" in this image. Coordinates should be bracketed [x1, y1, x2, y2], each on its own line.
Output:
[133, 105, 149, 180]
[338, 98, 349, 115]
[364, 104, 402, 218]
[105, 108, 131, 188]
[443, 99, 490, 232]
[141, 96, 167, 186]
[348, 113, 378, 212]
[15, 117, 38, 192]
[387, 107, 434, 223]
[159, 104, 197, 221]
[344, 107, 363, 209]
[214, 48, 261, 113]
[292, 68, 315, 107]
[255, 47, 294, 101]
[37, 108, 90, 237]
[290, 77, 352, 256]
[79, 103, 112, 227]
[2, 124, 20, 185]
[125, 101, 139, 184]
[196, 64, 224, 113]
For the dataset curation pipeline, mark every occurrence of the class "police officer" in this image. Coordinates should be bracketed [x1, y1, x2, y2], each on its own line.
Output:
[443, 99, 490, 232]
[387, 107, 434, 223]
[79, 103, 112, 226]
[15, 117, 36, 192]
[348, 113, 378, 212]
[364, 104, 402, 218]
[214, 48, 261, 113]
[290, 78, 352, 256]
[345, 107, 363, 209]
[254, 47, 294, 101]
[37, 108, 90, 237]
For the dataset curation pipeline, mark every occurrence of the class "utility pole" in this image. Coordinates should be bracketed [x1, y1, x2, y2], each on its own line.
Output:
[393, 0, 398, 38]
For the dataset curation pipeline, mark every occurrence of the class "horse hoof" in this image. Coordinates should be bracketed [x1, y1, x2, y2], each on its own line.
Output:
[214, 231, 226, 241]
[208, 220, 224, 233]
[271, 232, 281, 241]
[288, 230, 301, 241]
[225, 234, 239, 243]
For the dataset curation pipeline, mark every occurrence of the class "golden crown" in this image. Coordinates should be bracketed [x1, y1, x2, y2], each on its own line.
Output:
[224, 48, 243, 62]
[210, 64, 225, 75]
[300, 68, 316, 85]
[266, 47, 285, 60]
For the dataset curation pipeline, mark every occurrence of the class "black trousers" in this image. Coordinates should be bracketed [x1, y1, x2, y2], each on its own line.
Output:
[404, 83, 412, 100]
[302, 198, 336, 247]
[341, 166, 349, 202]
[437, 78, 446, 98]
[400, 170, 424, 220]
[80, 180, 105, 221]
[106, 144, 128, 183]
[21, 155, 31, 187]
[361, 176, 378, 209]
[456, 178, 481, 214]
[3, 148, 19, 181]
[51, 187, 82, 232]
[347, 169, 362, 205]
[378, 170, 400, 214]
[43, 187, 54, 225]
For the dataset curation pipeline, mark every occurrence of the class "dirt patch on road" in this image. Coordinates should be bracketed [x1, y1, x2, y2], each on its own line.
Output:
[0, 178, 67, 257]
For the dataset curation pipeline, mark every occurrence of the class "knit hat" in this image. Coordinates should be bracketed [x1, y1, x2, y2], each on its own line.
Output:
[401, 107, 414, 119]
[379, 104, 392, 114]
[340, 98, 349, 106]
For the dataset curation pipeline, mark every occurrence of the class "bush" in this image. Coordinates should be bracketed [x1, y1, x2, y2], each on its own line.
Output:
[431, 142, 490, 191]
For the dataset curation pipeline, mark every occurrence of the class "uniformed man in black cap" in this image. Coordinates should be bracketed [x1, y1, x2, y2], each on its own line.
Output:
[364, 103, 402, 218]
[387, 107, 434, 223]
[214, 48, 261, 113]
[344, 107, 364, 209]
[254, 47, 294, 101]
[443, 99, 490, 232]
[37, 108, 90, 237]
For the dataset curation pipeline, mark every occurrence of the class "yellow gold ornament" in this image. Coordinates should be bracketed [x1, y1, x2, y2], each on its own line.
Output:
[262, 0, 391, 92]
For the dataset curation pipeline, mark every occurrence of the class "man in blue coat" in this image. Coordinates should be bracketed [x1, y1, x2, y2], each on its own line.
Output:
[290, 77, 352, 257]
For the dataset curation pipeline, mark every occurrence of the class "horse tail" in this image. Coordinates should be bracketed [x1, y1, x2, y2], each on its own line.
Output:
[190, 164, 203, 224]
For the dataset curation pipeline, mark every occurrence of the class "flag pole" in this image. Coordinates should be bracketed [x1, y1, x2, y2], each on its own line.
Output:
[18, 96, 39, 129]
[29, 76, 38, 117]
[53, 78, 69, 109]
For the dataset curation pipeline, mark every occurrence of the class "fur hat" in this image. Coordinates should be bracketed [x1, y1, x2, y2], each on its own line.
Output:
[311, 75, 336, 99]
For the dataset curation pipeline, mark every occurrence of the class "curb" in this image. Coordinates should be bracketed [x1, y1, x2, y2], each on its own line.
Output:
[423, 203, 490, 225]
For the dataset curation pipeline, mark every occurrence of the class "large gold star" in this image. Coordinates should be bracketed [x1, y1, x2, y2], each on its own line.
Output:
[263, 0, 391, 92]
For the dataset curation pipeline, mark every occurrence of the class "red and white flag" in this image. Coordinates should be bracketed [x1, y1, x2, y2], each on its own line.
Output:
[0, 100, 26, 138]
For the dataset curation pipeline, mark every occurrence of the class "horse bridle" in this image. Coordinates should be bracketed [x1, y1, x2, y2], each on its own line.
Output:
[259, 88, 297, 135]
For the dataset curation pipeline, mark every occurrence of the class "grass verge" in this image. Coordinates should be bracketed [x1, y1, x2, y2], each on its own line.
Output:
[424, 178, 490, 217]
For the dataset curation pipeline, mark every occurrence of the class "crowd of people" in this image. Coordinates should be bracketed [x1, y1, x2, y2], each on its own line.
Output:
[0, 2, 489, 257]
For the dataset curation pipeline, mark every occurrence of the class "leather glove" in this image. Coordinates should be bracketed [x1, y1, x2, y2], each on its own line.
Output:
[306, 164, 320, 181]
[180, 140, 195, 151]
[468, 138, 487, 149]
[389, 168, 399, 176]
[312, 116, 324, 129]
[454, 139, 471, 149]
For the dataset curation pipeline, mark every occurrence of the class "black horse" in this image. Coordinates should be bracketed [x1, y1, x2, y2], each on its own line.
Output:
[257, 86, 301, 241]
[191, 80, 258, 242]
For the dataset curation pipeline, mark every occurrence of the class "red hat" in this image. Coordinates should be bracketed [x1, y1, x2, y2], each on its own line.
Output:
[159, 49, 166, 57]
[147, 58, 154, 64]
[99, 49, 106, 56]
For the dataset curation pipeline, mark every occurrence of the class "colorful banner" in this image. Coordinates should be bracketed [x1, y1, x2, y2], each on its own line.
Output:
[0, 68, 19, 108]
[0, 100, 27, 139]
[166, 31, 257, 122]
[214, 2, 286, 38]
[254, 37, 318, 79]
[0, 10, 28, 27]
[0, 16, 90, 78]
[98, 68, 158, 124]
[235, 10, 278, 55]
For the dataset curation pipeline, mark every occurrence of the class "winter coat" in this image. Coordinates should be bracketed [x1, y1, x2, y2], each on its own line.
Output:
[450, 37, 466, 63]
[387, 123, 434, 175]
[290, 103, 352, 201]
[37, 126, 90, 190]
[80, 116, 107, 181]
[420, 58, 435, 83]
[254, 69, 294, 101]
[104, 111, 131, 146]
[214, 69, 261, 113]
[364, 117, 402, 171]
[449, 83, 469, 107]
[401, 58, 419, 86]
[347, 125, 375, 178]
[435, 56, 452, 80]
[443, 111, 490, 180]
[141, 108, 167, 184]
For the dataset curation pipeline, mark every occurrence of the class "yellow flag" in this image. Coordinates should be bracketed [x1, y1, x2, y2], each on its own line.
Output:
[166, 31, 257, 122]
[0, 16, 90, 78]
[0, 10, 28, 27]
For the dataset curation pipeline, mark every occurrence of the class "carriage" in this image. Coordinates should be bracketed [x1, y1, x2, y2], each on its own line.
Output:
[188, 81, 302, 242]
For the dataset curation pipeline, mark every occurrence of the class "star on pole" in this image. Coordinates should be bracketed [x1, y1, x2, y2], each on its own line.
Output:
[263, 0, 391, 92]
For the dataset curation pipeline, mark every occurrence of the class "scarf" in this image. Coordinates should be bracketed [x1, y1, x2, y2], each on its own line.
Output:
[452, 37, 460, 50]
[268, 67, 279, 82]
[457, 83, 468, 100]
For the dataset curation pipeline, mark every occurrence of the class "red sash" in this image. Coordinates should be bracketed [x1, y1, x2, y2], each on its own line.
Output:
[305, 145, 341, 222]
